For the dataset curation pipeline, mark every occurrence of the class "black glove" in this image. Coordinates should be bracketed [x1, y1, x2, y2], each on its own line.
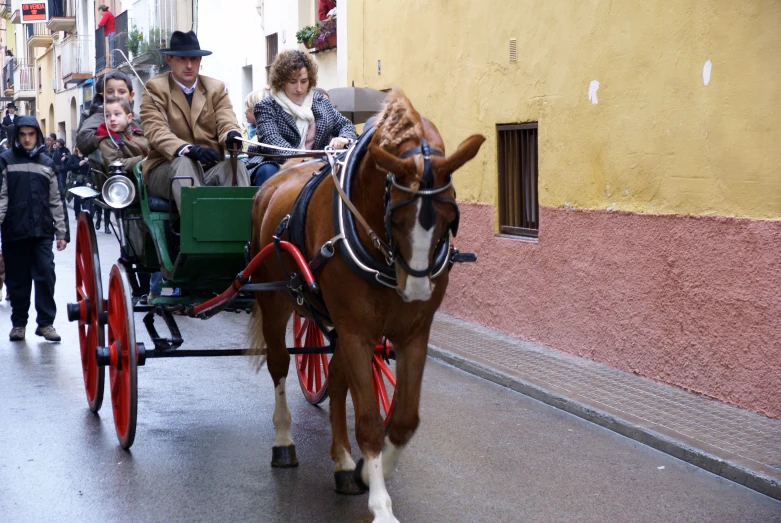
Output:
[185, 145, 221, 166]
[226, 130, 242, 151]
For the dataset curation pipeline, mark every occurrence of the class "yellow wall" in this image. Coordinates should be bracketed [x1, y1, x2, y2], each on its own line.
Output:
[347, 1, 781, 219]
[36, 47, 56, 135]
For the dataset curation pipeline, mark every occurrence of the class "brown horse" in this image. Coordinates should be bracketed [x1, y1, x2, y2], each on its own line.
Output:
[248, 89, 484, 522]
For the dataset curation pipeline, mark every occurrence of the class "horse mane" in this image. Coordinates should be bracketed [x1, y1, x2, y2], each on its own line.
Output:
[373, 88, 424, 151]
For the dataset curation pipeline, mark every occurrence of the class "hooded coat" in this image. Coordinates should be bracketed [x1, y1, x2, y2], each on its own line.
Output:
[0, 116, 67, 242]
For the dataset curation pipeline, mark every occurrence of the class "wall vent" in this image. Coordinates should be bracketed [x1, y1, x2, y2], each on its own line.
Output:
[509, 38, 517, 63]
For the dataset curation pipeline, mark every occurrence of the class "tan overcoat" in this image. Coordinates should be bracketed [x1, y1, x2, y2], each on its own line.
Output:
[140, 73, 241, 178]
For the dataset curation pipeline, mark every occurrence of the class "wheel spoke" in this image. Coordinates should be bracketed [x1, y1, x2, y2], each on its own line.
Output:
[372, 359, 391, 414]
[314, 353, 322, 392]
[320, 354, 329, 380]
[306, 355, 315, 392]
[377, 358, 397, 386]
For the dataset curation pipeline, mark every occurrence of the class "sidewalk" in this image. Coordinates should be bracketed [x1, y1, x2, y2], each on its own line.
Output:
[427, 313, 781, 501]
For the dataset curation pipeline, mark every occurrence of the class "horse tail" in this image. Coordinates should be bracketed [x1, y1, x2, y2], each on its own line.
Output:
[247, 301, 267, 372]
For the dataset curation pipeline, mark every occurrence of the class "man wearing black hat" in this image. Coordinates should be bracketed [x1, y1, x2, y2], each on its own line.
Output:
[1, 103, 18, 141]
[140, 30, 249, 211]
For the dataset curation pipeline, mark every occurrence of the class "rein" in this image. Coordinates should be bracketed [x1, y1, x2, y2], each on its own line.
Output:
[236, 137, 394, 260]
[238, 137, 455, 281]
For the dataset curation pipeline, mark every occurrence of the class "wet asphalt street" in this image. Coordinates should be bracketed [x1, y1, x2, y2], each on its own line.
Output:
[1, 213, 780, 523]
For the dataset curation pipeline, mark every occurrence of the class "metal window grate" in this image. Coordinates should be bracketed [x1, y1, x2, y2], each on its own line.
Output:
[266, 33, 278, 67]
[497, 123, 539, 237]
[509, 38, 517, 63]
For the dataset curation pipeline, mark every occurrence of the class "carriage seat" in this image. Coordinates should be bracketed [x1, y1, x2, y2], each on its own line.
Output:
[147, 196, 173, 213]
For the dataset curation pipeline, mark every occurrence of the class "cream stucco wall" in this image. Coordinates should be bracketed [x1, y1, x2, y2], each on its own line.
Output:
[347, 0, 781, 219]
[35, 47, 56, 135]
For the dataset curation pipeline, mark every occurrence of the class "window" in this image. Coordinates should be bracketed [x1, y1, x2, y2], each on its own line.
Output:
[265, 33, 278, 82]
[497, 123, 539, 238]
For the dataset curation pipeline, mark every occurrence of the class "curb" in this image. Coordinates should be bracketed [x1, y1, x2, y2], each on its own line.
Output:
[426, 343, 781, 502]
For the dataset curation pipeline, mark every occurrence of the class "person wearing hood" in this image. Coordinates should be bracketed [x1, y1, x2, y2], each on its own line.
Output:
[0, 116, 68, 342]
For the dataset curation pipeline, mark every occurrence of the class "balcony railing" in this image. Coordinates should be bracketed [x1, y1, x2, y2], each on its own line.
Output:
[48, 0, 77, 32]
[13, 62, 36, 99]
[27, 22, 54, 49]
[95, 26, 106, 72]
[62, 35, 93, 84]
[115, 10, 129, 66]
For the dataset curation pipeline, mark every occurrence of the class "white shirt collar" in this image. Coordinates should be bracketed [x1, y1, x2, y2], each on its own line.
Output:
[172, 76, 198, 95]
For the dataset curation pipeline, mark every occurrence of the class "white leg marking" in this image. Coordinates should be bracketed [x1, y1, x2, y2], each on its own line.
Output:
[334, 447, 356, 472]
[402, 199, 434, 302]
[364, 454, 399, 523]
[272, 377, 294, 447]
[381, 437, 402, 480]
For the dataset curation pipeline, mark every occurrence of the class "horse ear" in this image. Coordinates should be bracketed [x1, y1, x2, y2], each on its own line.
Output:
[370, 145, 417, 177]
[435, 134, 486, 174]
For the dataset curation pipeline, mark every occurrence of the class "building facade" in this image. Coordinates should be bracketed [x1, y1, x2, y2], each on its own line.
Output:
[197, 0, 348, 128]
[346, 0, 781, 418]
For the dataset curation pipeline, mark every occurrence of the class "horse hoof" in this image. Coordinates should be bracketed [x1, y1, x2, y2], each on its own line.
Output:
[351, 458, 370, 492]
[334, 470, 368, 495]
[271, 445, 299, 468]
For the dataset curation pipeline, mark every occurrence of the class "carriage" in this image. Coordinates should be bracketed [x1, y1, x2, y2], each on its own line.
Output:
[70, 88, 484, 522]
[68, 157, 397, 450]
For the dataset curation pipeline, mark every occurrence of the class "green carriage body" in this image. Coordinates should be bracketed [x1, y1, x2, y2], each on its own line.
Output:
[126, 164, 258, 299]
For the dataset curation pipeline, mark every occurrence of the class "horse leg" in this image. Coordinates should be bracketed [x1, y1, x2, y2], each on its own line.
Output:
[340, 333, 398, 523]
[262, 296, 298, 467]
[329, 345, 368, 495]
[379, 336, 427, 482]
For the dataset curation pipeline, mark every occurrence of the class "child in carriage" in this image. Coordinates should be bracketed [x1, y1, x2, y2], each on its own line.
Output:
[94, 96, 149, 177]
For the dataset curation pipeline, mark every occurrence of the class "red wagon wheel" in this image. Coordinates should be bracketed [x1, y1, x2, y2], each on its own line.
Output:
[293, 312, 396, 426]
[373, 339, 396, 429]
[294, 313, 331, 405]
[106, 264, 138, 450]
[73, 212, 105, 413]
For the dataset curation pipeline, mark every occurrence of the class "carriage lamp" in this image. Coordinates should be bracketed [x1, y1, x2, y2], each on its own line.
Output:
[102, 164, 137, 209]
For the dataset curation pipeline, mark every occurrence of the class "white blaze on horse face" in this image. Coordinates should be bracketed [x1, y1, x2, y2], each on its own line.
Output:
[364, 454, 399, 523]
[401, 199, 434, 302]
[272, 377, 294, 447]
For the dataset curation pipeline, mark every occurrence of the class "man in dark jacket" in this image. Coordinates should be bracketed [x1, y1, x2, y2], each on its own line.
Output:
[1, 102, 18, 141]
[0, 116, 68, 342]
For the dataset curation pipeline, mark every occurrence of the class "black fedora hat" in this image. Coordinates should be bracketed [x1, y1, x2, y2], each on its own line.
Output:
[159, 30, 212, 57]
[6, 102, 16, 109]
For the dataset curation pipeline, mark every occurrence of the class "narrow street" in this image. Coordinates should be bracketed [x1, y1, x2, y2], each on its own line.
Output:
[1, 215, 779, 522]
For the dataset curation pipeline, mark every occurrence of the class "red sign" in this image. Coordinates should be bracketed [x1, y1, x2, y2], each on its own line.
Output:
[22, 3, 49, 23]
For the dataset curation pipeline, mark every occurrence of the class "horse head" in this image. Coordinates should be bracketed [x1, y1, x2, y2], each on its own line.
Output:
[369, 90, 485, 302]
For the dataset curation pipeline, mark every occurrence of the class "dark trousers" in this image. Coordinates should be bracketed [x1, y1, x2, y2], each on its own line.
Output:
[3, 238, 57, 328]
[251, 163, 280, 186]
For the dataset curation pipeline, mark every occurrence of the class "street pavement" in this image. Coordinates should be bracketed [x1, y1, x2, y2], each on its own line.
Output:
[1, 213, 780, 522]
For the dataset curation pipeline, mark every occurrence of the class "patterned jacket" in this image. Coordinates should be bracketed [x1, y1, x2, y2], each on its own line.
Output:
[0, 116, 67, 242]
[250, 91, 356, 168]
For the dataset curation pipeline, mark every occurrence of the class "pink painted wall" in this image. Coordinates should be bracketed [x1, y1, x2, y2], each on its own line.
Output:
[443, 203, 781, 419]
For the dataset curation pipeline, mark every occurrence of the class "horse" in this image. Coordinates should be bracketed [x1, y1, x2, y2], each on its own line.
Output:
[248, 88, 485, 522]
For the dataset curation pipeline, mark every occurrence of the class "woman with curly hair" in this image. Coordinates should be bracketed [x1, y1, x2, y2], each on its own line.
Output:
[250, 50, 356, 186]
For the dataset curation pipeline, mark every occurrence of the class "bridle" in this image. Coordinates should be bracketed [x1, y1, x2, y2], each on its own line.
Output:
[383, 138, 460, 278]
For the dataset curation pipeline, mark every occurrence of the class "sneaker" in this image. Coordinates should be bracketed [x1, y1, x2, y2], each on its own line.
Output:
[104, 221, 111, 234]
[9, 326, 25, 341]
[35, 325, 61, 342]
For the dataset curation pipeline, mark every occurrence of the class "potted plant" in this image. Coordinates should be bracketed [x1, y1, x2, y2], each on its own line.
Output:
[295, 24, 319, 49]
[126, 26, 143, 57]
[312, 18, 337, 51]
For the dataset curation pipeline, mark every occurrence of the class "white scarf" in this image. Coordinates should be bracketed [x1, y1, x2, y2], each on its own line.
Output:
[271, 89, 314, 149]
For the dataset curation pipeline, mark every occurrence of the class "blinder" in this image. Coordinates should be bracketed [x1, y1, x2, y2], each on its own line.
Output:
[384, 138, 460, 278]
